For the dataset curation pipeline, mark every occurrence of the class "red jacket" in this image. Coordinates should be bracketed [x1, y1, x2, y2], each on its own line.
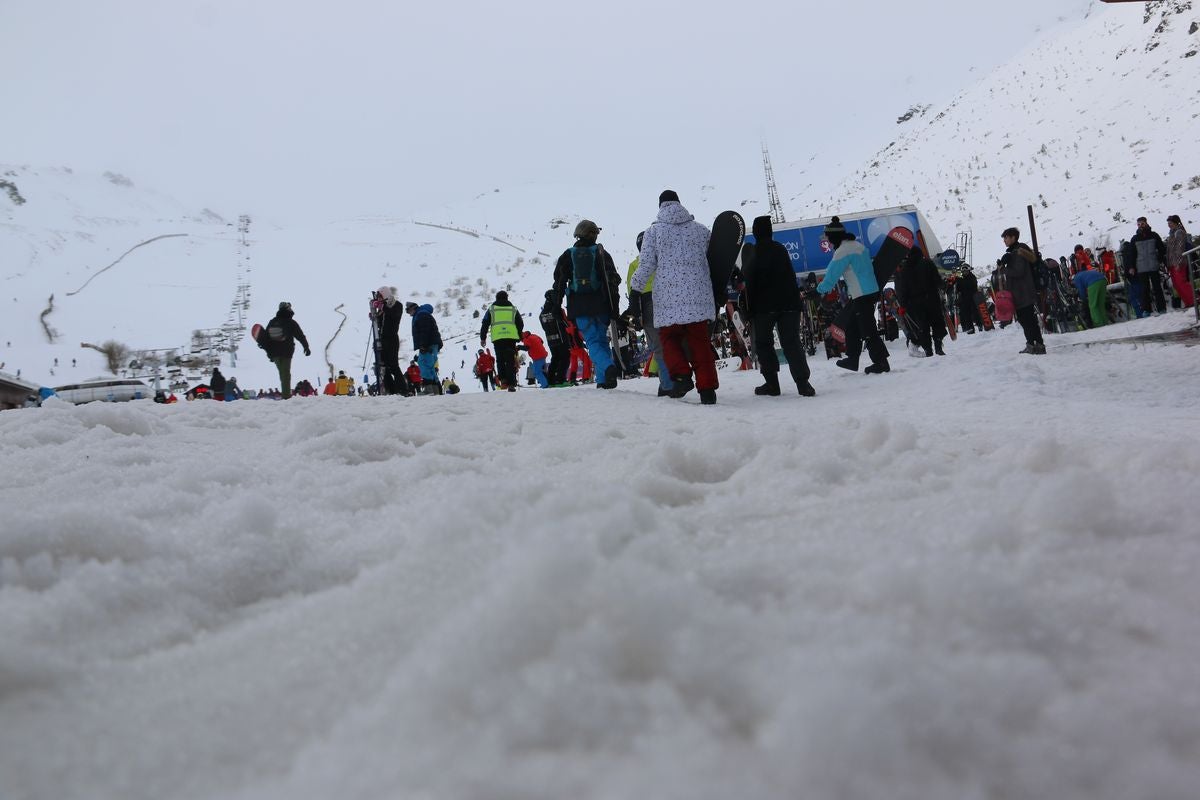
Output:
[406, 364, 423, 383]
[475, 352, 495, 375]
[520, 332, 548, 360]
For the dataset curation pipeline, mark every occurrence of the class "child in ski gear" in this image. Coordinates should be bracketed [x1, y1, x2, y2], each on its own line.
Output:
[408, 301, 444, 393]
[895, 247, 948, 356]
[323, 378, 336, 395]
[630, 190, 719, 403]
[1131, 217, 1167, 315]
[405, 360, 423, 389]
[553, 219, 622, 389]
[260, 302, 312, 399]
[517, 331, 550, 388]
[625, 230, 673, 396]
[474, 349, 496, 392]
[1072, 265, 1109, 327]
[996, 228, 1045, 354]
[480, 291, 524, 391]
[745, 216, 814, 396]
[539, 290, 571, 385]
[816, 216, 890, 374]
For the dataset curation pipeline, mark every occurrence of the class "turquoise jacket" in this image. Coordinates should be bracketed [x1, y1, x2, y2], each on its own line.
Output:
[817, 239, 879, 298]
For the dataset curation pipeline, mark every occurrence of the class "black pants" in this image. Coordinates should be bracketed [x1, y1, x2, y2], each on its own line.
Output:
[843, 293, 889, 367]
[493, 340, 518, 387]
[906, 299, 947, 353]
[547, 345, 570, 385]
[753, 311, 810, 383]
[1015, 304, 1043, 346]
[1139, 270, 1166, 313]
[380, 338, 410, 395]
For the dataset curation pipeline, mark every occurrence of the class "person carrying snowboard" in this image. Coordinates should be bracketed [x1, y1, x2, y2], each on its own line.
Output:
[258, 301, 312, 399]
[480, 291, 524, 391]
[816, 216, 890, 374]
[631, 190, 718, 403]
[744, 216, 815, 396]
[895, 246, 948, 356]
[552, 219, 622, 389]
[407, 301, 444, 394]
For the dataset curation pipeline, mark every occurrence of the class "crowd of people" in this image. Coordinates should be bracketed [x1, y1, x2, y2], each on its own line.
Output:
[203, 204, 1194, 405]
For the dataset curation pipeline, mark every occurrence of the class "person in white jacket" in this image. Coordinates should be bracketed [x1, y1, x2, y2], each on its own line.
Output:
[630, 190, 718, 404]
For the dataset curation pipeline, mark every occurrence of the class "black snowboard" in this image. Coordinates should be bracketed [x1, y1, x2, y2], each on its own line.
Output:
[708, 210, 746, 311]
[872, 226, 915, 289]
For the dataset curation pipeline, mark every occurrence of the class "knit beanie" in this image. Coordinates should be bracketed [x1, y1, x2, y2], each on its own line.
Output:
[658, 189, 680, 205]
[495, 291, 509, 303]
[823, 216, 846, 238]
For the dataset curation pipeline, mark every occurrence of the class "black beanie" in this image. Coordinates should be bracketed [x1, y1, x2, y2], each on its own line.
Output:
[752, 216, 773, 240]
[659, 189, 680, 205]
[824, 216, 846, 238]
[496, 291, 509, 303]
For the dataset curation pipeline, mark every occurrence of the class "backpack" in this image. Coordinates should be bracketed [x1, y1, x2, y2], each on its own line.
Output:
[567, 245, 602, 294]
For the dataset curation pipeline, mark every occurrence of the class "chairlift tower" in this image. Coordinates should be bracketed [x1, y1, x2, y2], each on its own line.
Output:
[762, 142, 786, 225]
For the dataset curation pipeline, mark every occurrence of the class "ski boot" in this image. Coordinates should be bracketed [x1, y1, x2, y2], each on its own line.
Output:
[699, 389, 717, 405]
[864, 360, 891, 374]
[668, 374, 694, 398]
[754, 373, 781, 396]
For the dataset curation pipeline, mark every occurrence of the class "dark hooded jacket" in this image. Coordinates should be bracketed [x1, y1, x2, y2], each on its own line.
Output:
[997, 242, 1039, 309]
[745, 216, 800, 314]
[262, 307, 310, 359]
[896, 250, 944, 308]
[411, 304, 443, 351]
[539, 293, 570, 349]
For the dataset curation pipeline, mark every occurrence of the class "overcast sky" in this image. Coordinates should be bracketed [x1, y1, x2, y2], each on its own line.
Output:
[3, 0, 1095, 219]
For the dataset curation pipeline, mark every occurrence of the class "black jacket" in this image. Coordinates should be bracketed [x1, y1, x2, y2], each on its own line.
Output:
[896, 257, 944, 308]
[262, 309, 310, 358]
[380, 301, 404, 341]
[745, 238, 800, 314]
[539, 298, 569, 349]
[411, 306, 443, 351]
[553, 239, 621, 321]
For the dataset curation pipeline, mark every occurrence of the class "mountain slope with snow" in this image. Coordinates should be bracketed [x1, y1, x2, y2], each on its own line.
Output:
[799, 0, 1200, 262]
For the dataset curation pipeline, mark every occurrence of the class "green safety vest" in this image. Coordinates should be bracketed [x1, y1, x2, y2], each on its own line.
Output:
[489, 304, 518, 341]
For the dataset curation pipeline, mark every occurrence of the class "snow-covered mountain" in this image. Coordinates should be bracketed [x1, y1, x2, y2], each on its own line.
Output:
[799, 0, 1199, 263]
[0, 167, 762, 393]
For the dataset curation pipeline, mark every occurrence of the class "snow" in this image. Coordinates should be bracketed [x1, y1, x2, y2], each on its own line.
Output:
[3, 312, 1199, 800]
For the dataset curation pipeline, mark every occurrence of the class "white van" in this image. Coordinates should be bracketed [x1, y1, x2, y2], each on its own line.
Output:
[53, 378, 152, 405]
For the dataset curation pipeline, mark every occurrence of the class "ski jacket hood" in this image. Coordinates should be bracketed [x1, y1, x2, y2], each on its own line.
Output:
[654, 201, 696, 226]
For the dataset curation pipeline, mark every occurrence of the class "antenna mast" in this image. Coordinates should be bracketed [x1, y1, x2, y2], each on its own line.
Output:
[762, 141, 785, 224]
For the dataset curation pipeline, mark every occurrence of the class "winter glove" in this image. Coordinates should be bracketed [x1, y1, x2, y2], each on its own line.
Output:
[303, 348, 311, 357]
[419, 346, 431, 354]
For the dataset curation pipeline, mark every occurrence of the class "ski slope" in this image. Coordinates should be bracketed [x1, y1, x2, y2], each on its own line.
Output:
[2, 312, 1198, 800]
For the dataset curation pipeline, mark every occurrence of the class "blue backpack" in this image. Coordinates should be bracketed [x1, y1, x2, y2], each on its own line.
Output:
[567, 244, 602, 295]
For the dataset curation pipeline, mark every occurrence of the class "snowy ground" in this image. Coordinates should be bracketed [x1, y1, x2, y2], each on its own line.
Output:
[2, 311, 1199, 800]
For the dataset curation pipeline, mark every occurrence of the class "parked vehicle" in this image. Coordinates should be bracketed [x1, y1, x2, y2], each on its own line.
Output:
[53, 377, 151, 405]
